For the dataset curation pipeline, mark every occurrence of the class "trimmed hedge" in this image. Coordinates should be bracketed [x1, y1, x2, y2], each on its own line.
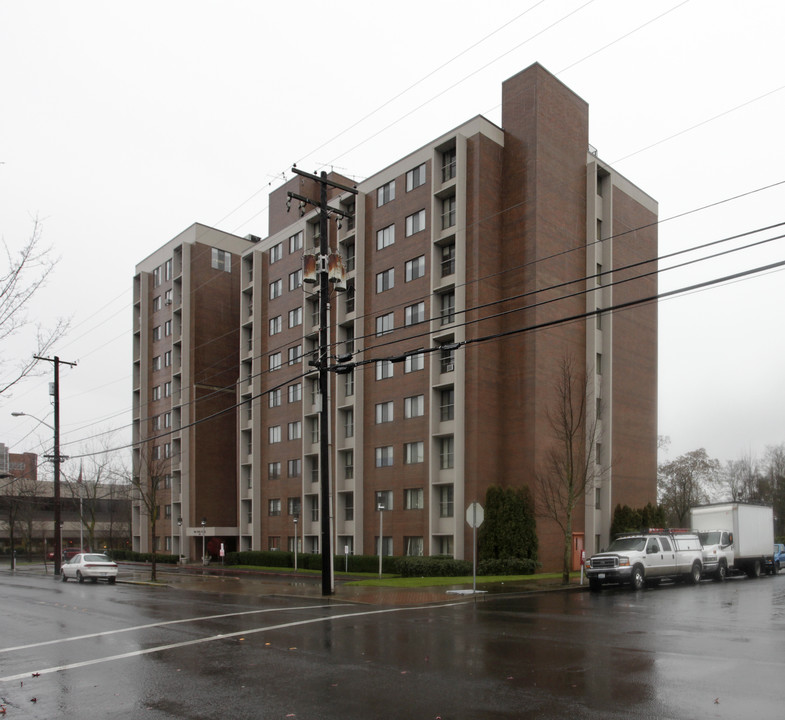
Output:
[107, 549, 179, 564]
[225, 551, 398, 574]
[396, 556, 473, 578]
[477, 557, 539, 576]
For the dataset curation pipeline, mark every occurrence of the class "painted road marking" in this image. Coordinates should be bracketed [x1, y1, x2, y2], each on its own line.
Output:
[0, 603, 461, 682]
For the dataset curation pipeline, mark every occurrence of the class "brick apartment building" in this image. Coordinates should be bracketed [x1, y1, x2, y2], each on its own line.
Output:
[133, 63, 657, 570]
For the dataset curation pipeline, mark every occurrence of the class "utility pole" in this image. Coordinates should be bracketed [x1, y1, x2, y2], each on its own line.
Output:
[288, 168, 356, 596]
[35, 355, 77, 576]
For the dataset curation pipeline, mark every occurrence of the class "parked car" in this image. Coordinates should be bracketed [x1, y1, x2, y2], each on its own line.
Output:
[61, 553, 118, 584]
[765, 543, 785, 574]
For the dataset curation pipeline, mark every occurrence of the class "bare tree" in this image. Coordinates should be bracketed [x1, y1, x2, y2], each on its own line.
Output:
[62, 434, 129, 551]
[723, 452, 762, 503]
[131, 442, 166, 582]
[658, 449, 721, 525]
[0, 219, 69, 396]
[536, 355, 602, 584]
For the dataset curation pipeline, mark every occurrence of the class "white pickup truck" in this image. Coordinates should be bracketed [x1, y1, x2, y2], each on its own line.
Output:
[585, 529, 703, 592]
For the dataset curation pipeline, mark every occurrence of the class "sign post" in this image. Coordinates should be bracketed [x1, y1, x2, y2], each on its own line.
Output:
[465, 502, 485, 594]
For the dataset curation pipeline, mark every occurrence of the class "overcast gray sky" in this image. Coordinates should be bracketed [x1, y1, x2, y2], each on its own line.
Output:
[2, 0, 784, 468]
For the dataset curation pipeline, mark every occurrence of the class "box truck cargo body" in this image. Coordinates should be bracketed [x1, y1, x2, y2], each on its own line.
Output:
[690, 503, 774, 579]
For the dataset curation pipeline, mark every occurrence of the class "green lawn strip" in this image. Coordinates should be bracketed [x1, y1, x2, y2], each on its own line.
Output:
[345, 572, 580, 588]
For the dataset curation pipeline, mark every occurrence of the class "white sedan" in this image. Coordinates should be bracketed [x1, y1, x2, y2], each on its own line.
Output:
[61, 553, 118, 584]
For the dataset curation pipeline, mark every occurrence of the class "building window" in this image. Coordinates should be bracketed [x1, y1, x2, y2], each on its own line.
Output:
[289, 307, 302, 328]
[164, 381, 171, 397]
[343, 492, 354, 521]
[269, 315, 282, 335]
[343, 241, 355, 271]
[153, 266, 162, 287]
[441, 242, 455, 277]
[375, 446, 393, 468]
[404, 395, 424, 418]
[375, 401, 394, 424]
[435, 535, 454, 556]
[310, 416, 319, 444]
[269, 279, 282, 299]
[288, 383, 302, 403]
[343, 409, 354, 438]
[289, 269, 303, 291]
[405, 209, 426, 237]
[343, 450, 354, 480]
[377, 180, 395, 206]
[344, 369, 355, 396]
[441, 196, 456, 230]
[268, 499, 281, 517]
[269, 388, 282, 408]
[164, 288, 173, 305]
[152, 326, 162, 342]
[439, 485, 454, 517]
[152, 385, 161, 401]
[288, 345, 302, 365]
[289, 231, 303, 253]
[404, 488, 424, 510]
[345, 279, 355, 313]
[405, 350, 424, 373]
[164, 412, 171, 428]
[596, 352, 603, 375]
[164, 319, 172, 336]
[288, 497, 302, 516]
[440, 436, 454, 469]
[268, 462, 281, 480]
[211, 248, 231, 272]
[440, 345, 455, 373]
[405, 255, 425, 282]
[268, 425, 281, 444]
[404, 302, 425, 326]
[164, 258, 172, 281]
[440, 291, 455, 325]
[153, 295, 162, 312]
[405, 536, 423, 556]
[288, 421, 302, 440]
[596, 442, 602, 466]
[376, 268, 394, 294]
[164, 443, 172, 458]
[376, 360, 393, 380]
[442, 147, 456, 182]
[406, 163, 426, 191]
[375, 490, 393, 510]
[152, 356, 161, 372]
[440, 388, 455, 421]
[595, 487, 602, 510]
[151, 415, 162, 431]
[164, 350, 171, 367]
[270, 242, 283, 264]
[377, 224, 395, 250]
[288, 459, 301, 478]
[269, 352, 282, 371]
[404, 441, 424, 465]
[376, 312, 394, 336]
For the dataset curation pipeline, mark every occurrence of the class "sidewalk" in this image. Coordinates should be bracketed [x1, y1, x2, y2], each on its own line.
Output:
[4, 561, 588, 606]
[118, 563, 588, 606]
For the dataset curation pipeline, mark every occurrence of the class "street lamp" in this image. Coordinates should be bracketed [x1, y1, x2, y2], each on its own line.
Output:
[12, 411, 63, 575]
[293, 515, 299, 573]
[201, 517, 207, 565]
[378, 503, 385, 578]
[177, 517, 183, 565]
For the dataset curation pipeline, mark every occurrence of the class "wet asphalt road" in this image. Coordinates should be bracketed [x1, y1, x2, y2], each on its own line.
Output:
[0, 569, 784, 719]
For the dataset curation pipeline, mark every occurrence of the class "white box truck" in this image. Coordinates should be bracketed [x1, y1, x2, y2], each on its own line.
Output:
[690, 503, 774, 580]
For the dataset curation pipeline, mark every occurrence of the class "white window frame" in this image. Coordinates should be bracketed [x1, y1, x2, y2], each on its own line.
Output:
[405, 209, 426, 237]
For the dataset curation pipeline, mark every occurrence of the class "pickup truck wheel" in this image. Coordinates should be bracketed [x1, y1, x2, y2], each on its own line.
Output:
[713, 562, 727, 582]
[589, 578, 602, 593]
[688, 562, 702, 585]
[630, 566, 645, 591]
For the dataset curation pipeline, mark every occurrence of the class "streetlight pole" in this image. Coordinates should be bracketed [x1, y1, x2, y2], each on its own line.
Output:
[293, 515, 299, 573]
[201, 517, 206, 565]
[378, 503, 384, 578]
[177, 517, 183, 565]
